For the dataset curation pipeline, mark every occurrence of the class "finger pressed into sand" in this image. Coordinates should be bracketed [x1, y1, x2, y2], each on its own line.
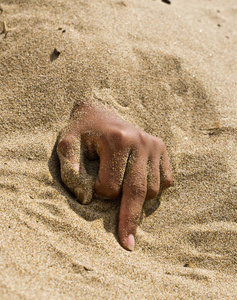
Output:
[118, 155, 147, 251]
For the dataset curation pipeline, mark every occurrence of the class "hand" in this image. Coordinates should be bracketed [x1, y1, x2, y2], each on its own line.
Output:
[57, 100, 172, 251]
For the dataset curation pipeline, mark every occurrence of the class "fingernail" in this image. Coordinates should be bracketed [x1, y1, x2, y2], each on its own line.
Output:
[127, 234, 135, 251]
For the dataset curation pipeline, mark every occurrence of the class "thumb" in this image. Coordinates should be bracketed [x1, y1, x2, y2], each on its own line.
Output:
[57, 130, 94, 204]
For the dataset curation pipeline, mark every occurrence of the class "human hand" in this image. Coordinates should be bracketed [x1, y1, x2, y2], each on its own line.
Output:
[57, 100, 172, 251]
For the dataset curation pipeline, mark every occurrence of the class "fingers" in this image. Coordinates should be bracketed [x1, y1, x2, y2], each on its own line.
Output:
[146, 138, 173, 197]
[146, 155, 160, 200]
[57, 132, 94, 204]
[117, 137, 172, 251]
[94, 146, 129, 199]
[118, 152, 147, 251]
[160, 144, 173, 188]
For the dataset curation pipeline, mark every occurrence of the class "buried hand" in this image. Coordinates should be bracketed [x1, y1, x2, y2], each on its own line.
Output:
[57, 100, 172, 251]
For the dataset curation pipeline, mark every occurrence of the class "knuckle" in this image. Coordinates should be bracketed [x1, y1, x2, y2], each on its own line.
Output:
[129, 182, 147, 199]
[137, 131, 148, 146]
[106, 186, 121, 198]
[150, 184, 160, 196]
[164, 174, 173, 187]
[146, 186, 159, 199]
[154, 137, 165, 149]
[96, 181, 121, 198]
[106, 128, 131, 148]
[111, 128, 123, 139]
[114, 128, 130, 142]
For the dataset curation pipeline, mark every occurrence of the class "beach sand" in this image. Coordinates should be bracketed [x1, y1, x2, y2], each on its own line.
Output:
[0, 0, 236, 298]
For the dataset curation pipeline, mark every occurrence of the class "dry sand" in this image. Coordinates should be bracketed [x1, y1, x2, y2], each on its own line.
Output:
[0, 0, 237, 299]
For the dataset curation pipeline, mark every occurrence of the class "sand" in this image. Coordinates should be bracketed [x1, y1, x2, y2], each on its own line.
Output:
[0, 0, 237, 299]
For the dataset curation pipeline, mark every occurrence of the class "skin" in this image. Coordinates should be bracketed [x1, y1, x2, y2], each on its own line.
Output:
[57, 100, 172, 251]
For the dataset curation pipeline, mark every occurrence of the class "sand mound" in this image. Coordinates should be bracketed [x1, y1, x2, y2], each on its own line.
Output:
[0, 0, 236, 298]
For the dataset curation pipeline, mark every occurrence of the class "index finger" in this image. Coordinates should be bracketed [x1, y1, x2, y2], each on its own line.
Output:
[118, 153, 148, 251]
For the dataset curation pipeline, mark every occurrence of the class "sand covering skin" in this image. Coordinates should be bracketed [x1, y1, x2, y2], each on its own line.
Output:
[0, 0, 237, 298]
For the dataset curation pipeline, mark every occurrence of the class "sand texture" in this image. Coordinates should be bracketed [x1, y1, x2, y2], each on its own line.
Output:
[0, 0, 237, 299]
